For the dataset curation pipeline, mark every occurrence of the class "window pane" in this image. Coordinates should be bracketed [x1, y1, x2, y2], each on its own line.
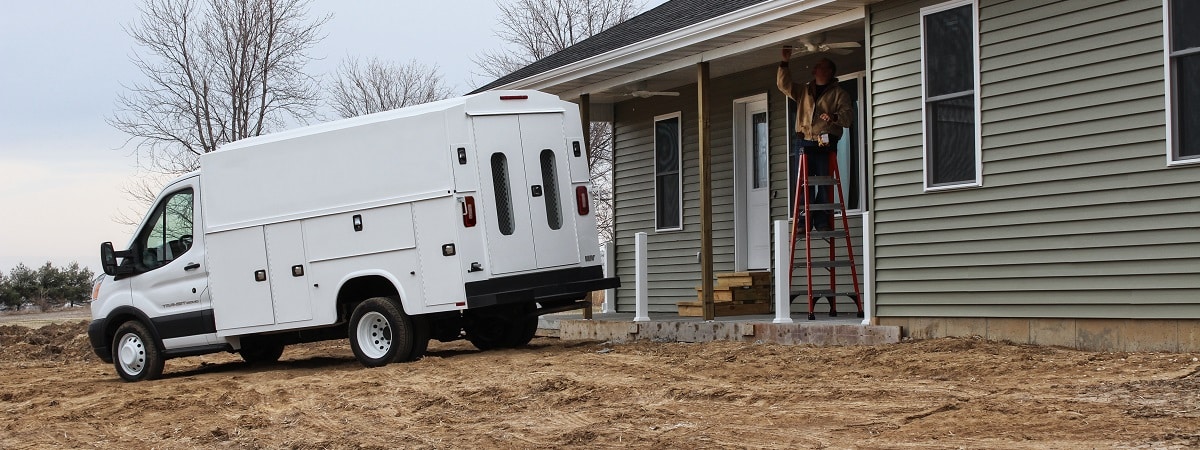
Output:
[752, 112, 768, 189]
[655, 117, 680, 174]
[929, 95, 976, 185]
[138, 189, 193, 269]
[490, 153, 515, 235]
[539, 149, 563, 230]
[1178, 54, 1200, 158]
[655, 174, 680, 229]
[1172, 0, 1200, 51]
[655, 116, 681, 229]
[925, 4, 973, 97]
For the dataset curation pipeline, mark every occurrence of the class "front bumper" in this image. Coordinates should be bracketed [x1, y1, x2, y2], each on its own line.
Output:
[464, 265, 620, 309]
[87, 319, 113, 363]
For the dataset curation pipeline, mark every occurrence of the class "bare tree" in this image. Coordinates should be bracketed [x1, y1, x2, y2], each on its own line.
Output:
[109, 0, 330, 175]
[474, 0, 641, 79]
[328, 57, 453, 119]
[475, 0, 642, 243]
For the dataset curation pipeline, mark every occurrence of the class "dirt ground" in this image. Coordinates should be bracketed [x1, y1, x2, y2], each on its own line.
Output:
[1, 314, 1198, 449]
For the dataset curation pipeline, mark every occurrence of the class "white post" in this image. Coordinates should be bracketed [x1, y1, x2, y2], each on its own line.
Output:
[602, 241, 615, 314]
[861, 211, 873, 326]
[772, 220, 793, 324]
[633, 232, 650, 322]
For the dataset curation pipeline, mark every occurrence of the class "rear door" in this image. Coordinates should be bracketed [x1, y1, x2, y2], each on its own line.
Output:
[472, 114, 580, 275]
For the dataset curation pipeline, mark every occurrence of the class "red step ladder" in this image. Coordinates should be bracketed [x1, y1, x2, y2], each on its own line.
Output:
[787, 150, 864, 320]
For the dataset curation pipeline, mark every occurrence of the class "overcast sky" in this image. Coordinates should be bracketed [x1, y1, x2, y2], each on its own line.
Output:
[0, 0, 664, 275]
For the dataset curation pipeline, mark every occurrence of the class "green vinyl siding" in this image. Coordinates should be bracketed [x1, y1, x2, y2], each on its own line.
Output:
[611, 64, 866, 313]
[868, 0, 1200, 319]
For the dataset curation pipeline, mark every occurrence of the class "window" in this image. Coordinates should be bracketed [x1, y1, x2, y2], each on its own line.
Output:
[539, 149, 563, 230]
[490, 153, 515, 235]
[654, 113, 682, 231]
[1166, 0, 1200, 163]
[921, 0, 980, 188]
[787, 77, 866, 214]
[752, 112, 769, 189]
[136, 188, 194, 270]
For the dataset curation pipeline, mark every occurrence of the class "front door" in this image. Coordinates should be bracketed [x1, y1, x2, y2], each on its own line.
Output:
[472, 114, 580, 275]
[128, 177, 214, 345]
[736, 98, 771, 270]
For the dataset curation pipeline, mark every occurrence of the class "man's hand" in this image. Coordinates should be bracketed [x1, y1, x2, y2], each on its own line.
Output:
[819, 113, 831, 122]
[781, 46, 793, 62]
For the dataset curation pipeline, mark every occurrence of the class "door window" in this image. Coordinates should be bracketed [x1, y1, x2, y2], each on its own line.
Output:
[490, 153, 516, 236]
[539, 149, 563, 230]
[752, 112, 769, 189]
[136, 188, 195, 270]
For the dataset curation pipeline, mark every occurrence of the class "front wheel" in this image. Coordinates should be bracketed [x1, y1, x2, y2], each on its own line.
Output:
[111, 321, 165, 382]
[348, 297, 416, 367]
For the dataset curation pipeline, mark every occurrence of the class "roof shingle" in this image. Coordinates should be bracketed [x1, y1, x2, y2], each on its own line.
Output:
[469, 0, 768, 94]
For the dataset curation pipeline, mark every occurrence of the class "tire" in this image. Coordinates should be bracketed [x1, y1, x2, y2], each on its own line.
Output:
[239, 337, 285, 364]
[465, 304, 537, 350]
[111, 320, 165, 382]
[348, 297, 415, 367]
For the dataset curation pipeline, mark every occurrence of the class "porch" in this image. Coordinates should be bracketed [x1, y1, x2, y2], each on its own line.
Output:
[539, 312, 900, 346]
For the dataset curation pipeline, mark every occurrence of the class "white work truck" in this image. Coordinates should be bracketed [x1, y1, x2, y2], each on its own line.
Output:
[89, 90, 618, 381]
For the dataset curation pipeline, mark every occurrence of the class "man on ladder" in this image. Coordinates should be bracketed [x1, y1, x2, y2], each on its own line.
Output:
[778, 46, 864, 320]
[777, 47, 853, 231]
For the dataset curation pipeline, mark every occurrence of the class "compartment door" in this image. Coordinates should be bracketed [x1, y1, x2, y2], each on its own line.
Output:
[265, 222, 312, 324]
[208, 227, 275, 330]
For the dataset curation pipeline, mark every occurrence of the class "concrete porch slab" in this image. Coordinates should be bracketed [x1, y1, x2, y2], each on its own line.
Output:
[538, 312, 900, 346]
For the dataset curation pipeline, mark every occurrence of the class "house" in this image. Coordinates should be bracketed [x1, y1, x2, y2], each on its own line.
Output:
[471, 0, 1199, 351]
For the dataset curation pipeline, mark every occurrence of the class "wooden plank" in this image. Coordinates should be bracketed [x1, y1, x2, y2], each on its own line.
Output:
[677, 301, 773, 317]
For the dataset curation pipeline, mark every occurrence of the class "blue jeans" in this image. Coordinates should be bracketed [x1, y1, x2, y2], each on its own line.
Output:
[790, 136, 837, 229]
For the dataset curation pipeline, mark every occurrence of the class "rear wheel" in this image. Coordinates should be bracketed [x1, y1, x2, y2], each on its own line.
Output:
[239, 337, 285, 364]
[465, 304, 538, 350]
[348, 297, 415, 367]
[111, 321, 164, 382]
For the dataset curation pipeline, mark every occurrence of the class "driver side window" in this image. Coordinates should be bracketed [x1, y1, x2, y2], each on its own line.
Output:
[137, 188, 195, 270]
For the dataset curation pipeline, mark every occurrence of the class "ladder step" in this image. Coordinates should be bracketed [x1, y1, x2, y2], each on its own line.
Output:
[806, 230, 844, 239]
[793, 260, 854, 269]
[803, 176, 837, 186]
[805, 203, 841, 211]
[791, 290, 859, 298]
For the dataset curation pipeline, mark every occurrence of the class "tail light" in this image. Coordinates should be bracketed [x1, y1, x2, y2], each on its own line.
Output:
[462, 196, 477, 227]
[575, 186, 590, 215]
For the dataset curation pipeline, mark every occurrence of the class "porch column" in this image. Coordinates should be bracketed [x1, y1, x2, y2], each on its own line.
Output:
[697, 61, 715, 321]
[580, 93, 593, 161]
[579, 93, 594, 320]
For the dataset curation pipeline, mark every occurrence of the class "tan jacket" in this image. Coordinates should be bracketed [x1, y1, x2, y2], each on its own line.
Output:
[777, 63, 853, 140]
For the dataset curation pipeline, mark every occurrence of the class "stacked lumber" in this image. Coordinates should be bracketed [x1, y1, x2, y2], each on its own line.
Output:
[677, 271, 772, 317]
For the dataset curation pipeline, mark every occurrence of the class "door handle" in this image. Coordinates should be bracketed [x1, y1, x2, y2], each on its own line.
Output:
[184, 262, 201, 271]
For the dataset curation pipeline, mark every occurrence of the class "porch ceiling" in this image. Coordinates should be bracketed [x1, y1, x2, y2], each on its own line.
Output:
[493, 0, 872, 104]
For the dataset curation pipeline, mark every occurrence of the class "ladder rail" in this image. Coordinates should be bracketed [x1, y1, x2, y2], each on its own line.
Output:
[786, 144, 865, 321]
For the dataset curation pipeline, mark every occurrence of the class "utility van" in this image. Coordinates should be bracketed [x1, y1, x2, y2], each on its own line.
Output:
[89, 90, 618, 381]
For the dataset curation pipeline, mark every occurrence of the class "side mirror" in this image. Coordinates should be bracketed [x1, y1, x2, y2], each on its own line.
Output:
[100, 242, 137, 276]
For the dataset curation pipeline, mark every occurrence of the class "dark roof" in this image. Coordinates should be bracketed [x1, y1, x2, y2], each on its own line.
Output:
[469, 0, 769, 94]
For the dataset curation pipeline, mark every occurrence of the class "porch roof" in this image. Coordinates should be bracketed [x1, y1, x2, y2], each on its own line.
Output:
[470, 0, 871, 102]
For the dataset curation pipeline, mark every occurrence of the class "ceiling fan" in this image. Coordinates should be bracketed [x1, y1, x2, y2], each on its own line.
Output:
[790, 35, 861, 55]
[622, 90, 680, 98]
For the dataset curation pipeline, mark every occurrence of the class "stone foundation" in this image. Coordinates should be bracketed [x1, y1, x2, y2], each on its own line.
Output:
[877, 317, 1200, 352]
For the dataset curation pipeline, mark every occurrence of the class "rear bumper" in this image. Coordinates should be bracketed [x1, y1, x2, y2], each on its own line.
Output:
[464, 265, 619, 309]
[87, 319, 113, 363]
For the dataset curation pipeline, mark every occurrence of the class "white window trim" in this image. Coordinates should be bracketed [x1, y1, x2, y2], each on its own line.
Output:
[920, 0, 983, 191]
[653, 111, 684, 232]
[1163, 0, 1200, 166]
[785, 70, 869, 217]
